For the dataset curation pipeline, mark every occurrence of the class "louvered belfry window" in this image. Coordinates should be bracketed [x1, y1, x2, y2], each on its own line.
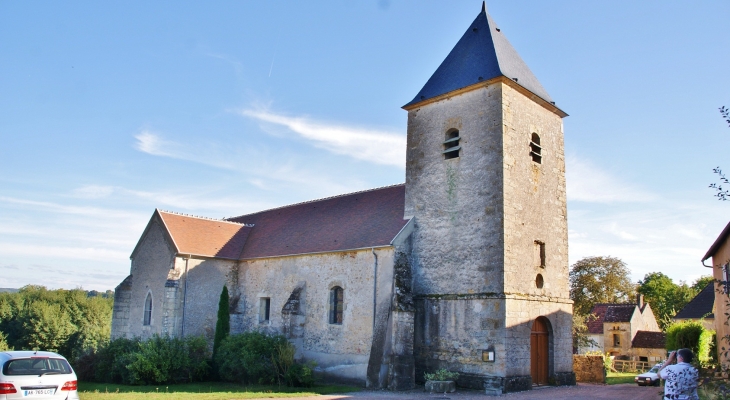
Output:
[329, 286, 344, 324]
[443, 129, 460, 159]
[530, 133, 542, 164]
[143, 293, 152, 326]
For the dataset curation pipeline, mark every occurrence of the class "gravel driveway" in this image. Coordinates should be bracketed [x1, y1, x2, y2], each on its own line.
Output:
[254, 383, 662, 400]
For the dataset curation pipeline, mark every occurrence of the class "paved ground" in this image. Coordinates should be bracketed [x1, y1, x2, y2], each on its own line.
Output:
[255, 383, 663, 400]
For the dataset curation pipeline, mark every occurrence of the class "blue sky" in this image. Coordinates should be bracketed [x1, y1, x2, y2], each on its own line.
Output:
[1, 1, 729, 291]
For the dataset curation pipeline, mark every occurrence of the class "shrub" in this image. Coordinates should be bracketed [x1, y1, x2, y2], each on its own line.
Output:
[80, 335, 210, 385]
[216, 332, 287, 385]
[666, 320, 715, 366]
[216, 332, 313, 386]
[424, 368, 459, 381]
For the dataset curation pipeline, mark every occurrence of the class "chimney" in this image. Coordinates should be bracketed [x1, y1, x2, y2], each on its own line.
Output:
[636, 294, 644, 310]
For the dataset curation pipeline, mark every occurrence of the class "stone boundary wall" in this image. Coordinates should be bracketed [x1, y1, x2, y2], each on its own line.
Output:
[573, 355, 605, 383]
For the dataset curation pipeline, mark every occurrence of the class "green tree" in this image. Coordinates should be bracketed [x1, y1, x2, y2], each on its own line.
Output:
[213, 285, 230, 359]
[691, 275, 715, 292]
[570, 256, 635, 316]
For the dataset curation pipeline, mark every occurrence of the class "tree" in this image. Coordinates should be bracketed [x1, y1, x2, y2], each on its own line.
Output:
[637, 272, 696, 330]
[710, 106, 730, 199]
[213, 285, 230, 359]
[691, 275, 715, 292]
[570, 256, 635, 316]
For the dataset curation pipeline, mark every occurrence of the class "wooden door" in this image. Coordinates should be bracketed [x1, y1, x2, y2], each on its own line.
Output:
[530, 317, 549, 385]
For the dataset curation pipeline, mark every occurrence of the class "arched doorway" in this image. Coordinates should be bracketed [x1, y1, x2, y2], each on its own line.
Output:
[530, 317, 550, 386]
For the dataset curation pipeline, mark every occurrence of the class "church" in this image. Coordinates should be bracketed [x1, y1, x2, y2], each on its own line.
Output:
[111, 3, 575, 394]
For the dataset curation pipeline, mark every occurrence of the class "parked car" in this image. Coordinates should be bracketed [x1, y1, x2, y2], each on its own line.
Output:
[0, 350, 79, 399]
[634, 363, 662, 386]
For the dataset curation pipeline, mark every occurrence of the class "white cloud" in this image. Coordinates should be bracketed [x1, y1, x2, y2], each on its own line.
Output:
[134, 130, 182, 158]
[566, 156, 657, 203]
[240, 109, 406, 168]
[131, 129, 368, 197]
[568, 201, 728, 283]
[72, 185, 115, 199]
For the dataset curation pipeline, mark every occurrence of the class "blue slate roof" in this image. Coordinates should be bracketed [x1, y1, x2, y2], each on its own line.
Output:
[404, 2, 554, 108]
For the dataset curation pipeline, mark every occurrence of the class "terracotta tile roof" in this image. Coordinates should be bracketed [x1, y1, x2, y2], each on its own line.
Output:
[228, 184, 408, 259]
[674, 282, 715, 320]
[632, 331, 666, 349]
[587, 304, 608, 334]
[158, 210, 252, 259]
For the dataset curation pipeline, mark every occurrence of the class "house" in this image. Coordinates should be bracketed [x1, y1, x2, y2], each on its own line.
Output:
[582, 295, 662, 361]
[673, 282, 715, 331]
[701, 221, 730, 365]
[111, 2, 576, 394]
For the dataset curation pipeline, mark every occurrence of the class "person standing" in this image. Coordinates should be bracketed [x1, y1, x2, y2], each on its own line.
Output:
[658, 348, 699, 400]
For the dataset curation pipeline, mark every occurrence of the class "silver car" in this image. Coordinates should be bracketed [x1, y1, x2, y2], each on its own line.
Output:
[0, 351, 79, 399]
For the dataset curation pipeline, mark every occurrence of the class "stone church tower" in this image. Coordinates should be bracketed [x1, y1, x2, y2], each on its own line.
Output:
[402, 3, 574, 394]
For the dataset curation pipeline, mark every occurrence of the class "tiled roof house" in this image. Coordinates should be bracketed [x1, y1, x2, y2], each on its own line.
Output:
[581, 296, 662, 362]
[673, 282, 715, 331]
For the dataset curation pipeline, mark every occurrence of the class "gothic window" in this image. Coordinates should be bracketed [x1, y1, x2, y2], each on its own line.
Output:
[534, 240, 546, 268]
[530, 133, 542, 164]
[143, 293, 152, 326]
[329, 286, 344, 324]
[259, 298, 270, 323]
[443, 129, 460, 159]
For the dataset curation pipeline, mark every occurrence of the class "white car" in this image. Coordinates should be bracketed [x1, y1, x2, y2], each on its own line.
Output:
[0, 351, 79, 399]
[634, 363, 662, 386]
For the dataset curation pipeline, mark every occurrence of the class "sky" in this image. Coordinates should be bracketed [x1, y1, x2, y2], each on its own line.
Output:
[1, 1, 729, 291]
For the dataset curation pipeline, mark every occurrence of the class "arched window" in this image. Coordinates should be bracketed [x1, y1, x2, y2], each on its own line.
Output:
[329, 286, 344, 324]
[530, 133, 542, 164]
[143, 293, 152, 326]
[443, 129, 460, 160]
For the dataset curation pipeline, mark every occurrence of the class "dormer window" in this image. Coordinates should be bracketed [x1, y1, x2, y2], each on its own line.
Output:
[443, 129, 460, 159]
[530, 133, 542, 164]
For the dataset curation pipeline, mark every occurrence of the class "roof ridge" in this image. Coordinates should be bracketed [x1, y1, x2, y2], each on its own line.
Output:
[158, 209, 254, 227]
[226, 183, 405, 221]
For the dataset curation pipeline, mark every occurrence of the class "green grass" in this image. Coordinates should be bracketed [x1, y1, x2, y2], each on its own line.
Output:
[606, 372, 638, 385]
[77, 381, 361, 400]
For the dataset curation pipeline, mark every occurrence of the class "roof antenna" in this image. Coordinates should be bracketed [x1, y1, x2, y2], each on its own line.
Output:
[482, 1, 486, 12]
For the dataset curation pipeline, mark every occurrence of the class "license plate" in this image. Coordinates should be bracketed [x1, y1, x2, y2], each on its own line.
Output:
[23, 388, 55, 396]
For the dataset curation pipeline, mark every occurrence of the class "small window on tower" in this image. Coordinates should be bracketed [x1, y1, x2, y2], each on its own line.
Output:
[534, 240, 546, 268]
[613, 334, 621, 347]
[530, 133, 542, 164]
[443, 129, 460, 159]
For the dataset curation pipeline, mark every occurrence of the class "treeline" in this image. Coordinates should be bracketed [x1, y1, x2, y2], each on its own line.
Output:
[0, 285, 113, 362]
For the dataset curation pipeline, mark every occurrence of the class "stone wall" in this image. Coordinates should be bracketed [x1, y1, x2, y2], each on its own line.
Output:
[111, 275, 133, 339]
[123, 216, 177, 339]
[177, 257, 235, 341]
[236, 247, 396, 386]
[573, 355, 606, 383]
[404, 83, 506, 296]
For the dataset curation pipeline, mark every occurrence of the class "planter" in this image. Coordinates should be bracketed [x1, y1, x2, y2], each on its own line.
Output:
[425, 380, 456, 393]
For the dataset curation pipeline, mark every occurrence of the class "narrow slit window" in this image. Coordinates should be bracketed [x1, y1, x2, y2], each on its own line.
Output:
[534, 240, 546, 268]
[143, 293, 152, 326]
[329, 286, 344, 324]
[613, 334, 620, 347]
[530, 133, 542, 164]
[443, 129, 460, 159]
[259, 298, 271, 323]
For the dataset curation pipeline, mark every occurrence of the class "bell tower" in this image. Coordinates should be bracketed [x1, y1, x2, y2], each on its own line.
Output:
[403, 2, 575, 394]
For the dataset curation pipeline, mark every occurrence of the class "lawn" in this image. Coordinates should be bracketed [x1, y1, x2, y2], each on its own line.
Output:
[77, 382, 360, 400]
[606, 371, 638, 385]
